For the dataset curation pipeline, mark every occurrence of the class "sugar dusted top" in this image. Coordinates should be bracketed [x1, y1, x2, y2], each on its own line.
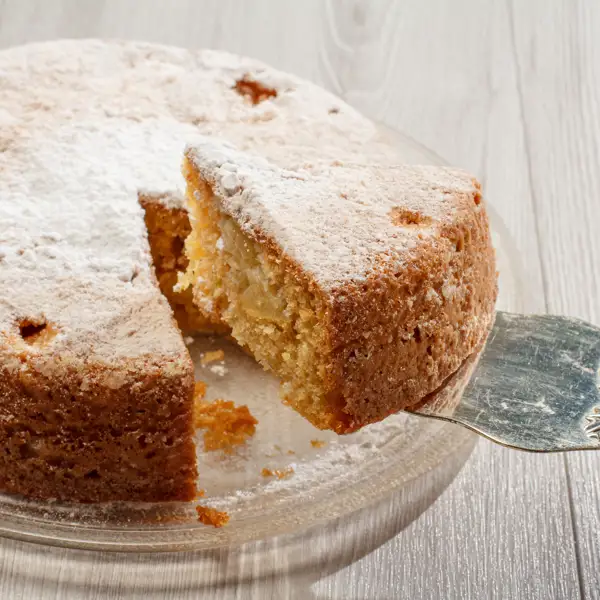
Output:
[185, 139, 482, 289]
[0, 40, 392, 368]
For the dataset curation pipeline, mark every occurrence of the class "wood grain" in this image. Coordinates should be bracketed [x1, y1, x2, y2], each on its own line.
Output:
[0, 0, 594, 598]
[509, 1, 600, 598]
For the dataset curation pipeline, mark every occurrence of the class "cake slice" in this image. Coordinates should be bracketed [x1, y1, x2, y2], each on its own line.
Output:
[180, 140, 497, 433]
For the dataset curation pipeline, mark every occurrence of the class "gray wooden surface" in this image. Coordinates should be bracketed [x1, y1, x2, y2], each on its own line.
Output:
[0, 0, 598, 598]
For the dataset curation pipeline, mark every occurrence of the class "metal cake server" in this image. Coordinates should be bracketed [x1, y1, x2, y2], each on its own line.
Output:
[405, 311, 600, 452]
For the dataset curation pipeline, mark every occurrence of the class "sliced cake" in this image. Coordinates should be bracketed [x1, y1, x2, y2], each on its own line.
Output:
[180, 140, 497, 433]
[0, 39, 401, 502]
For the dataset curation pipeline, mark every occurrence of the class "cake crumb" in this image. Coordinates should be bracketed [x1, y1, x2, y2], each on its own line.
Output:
[261, 466, 294, 480]
[196, 505, 229, 527]
[196, 488, 205, 498]
[201, 349, 225, 365]
[195, 398, 258, 452]
[266, 445, 295, 458]
[194, 381, 207, 400]
[310, 439, 326, 448]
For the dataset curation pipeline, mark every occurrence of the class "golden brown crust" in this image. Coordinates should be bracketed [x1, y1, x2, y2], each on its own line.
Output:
[0, 183, 200, 502]
[0, 357, 197, 502]
[266, 212, 495, 434]
[251, 204, 495, 434]
[326, 198, 497, 432]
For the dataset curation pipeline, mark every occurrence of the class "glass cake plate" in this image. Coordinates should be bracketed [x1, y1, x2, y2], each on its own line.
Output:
[0, 128, 525, 552]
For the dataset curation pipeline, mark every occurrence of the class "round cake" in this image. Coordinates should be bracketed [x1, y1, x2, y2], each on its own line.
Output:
[0, 40, 497, 502]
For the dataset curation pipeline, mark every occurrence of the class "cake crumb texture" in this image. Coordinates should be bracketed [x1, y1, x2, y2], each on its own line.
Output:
[196, 505, 230, 527]
[140, 193, 226, 334]
[195, 397, 258, 453]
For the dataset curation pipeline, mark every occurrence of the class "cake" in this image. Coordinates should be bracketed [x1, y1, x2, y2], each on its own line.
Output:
[180, 141, 497, 433]
[0, 39, 417, 502]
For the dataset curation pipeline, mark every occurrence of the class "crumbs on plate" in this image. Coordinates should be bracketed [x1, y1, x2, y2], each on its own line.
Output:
[195, 397, 258, 453]
[201, 349, 225, 365]
[196, 505, 230, 528]
[194, 380, 207, 400]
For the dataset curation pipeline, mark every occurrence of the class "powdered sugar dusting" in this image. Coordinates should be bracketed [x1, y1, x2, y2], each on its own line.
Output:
[209, 364, 228, 377]
[0, 118, 208, 364]
[0, 40, 389, 367]
[186, 139, 481, 289]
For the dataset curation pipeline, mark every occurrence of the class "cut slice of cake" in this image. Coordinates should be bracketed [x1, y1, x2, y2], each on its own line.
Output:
[180, 140, 497, 433]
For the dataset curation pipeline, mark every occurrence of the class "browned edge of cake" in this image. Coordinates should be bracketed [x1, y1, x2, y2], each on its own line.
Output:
[0, 343, 197, 503]
[323, 185, 498, 432]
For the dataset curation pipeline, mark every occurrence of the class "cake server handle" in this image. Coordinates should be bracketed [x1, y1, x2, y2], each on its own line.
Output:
[405, 311, 600, 452]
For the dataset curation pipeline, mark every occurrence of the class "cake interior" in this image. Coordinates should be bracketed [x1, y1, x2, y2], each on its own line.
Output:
[180, 159, 338, 430]
[140, 194, 227, 335]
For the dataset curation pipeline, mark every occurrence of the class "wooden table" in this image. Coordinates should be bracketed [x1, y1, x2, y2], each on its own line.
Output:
[1, 1, 598, 598]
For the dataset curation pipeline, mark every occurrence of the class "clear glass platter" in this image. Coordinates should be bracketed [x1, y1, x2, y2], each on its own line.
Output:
[0, 127, 524, 552]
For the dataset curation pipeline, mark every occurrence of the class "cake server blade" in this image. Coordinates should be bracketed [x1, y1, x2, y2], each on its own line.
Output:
[405, 311, 600, 452]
